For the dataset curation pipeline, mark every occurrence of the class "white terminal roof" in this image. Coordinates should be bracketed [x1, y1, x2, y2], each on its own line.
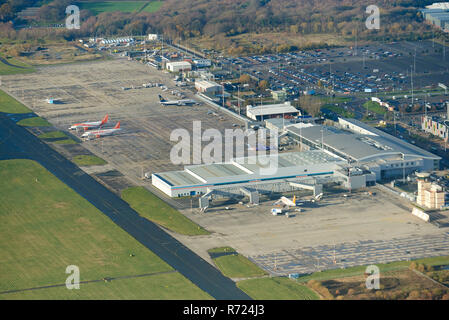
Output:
[153, 150, 344, 188]
[247, 102, 300, 117]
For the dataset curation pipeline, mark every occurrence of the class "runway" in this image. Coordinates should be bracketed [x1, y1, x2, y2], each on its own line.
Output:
[0, 112, 251, 300]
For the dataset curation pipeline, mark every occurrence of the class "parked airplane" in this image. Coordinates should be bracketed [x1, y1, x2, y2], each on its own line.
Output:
[81, 122, 121, 140]
[158, 95, 198, 106]
[274, 195, 298, 207]
[69, 115, 109, 131]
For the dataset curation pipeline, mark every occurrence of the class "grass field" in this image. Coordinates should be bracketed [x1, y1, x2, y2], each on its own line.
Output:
[321, 104, 355, 118]
[38, 131, 68, 139]
[0, 55, 35, 75]
[2, 272, 211, 300]
[39, 131, 79, 145]
[77, 1, 161, 15]
[0, 89, 31, 114]
[72, 155, 107, 166]
[207, 247, 236, 254]
[121, 187, 209, 236]
[0, 159, 210, 299]
[17, 117, 51, 127]
[208, 247, 267, 279]
[53, 138, 78, 144]
[363, 101, 388, 115]
[237, 277, 320, 300]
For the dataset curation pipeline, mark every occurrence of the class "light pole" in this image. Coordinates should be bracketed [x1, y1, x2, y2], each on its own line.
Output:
[402, 153, 406, 183]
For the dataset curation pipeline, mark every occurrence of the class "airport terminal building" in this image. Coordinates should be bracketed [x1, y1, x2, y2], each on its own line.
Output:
[152, 118, 440, 198]
[152, 151, 345, 198]
[287, 118, 441, 181]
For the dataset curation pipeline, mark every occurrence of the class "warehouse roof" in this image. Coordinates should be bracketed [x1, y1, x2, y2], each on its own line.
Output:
[247, 102, 299, 117]
[157, 171, 202, 186]
[154, 150, 344, 188]
[195, 80, 221, 88]
[288, 119, 441, 162]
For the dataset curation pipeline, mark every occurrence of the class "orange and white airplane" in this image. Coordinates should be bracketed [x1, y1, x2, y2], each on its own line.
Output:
[81, 122, 121, 140]
[274, 195, 298, 207]
[69, 115, 109, 131]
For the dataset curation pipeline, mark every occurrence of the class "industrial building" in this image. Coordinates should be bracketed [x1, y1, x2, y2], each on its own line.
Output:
[152, 150, 345, 198]
[421, 3, 449, 31]
[287, 118, 441, 180]
[166, 61, 192, 72]
[271, 90, 287, 102]
[193, 59, 212, 68]
[148, 34, 159, 41]
[421, 115, 449, 140]
[416, 172, 446, 209]
[246, 102, 300, 121]
[195, 80, 222, 94]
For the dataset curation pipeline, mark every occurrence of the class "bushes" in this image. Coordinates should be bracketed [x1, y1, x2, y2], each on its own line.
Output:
[307, 280, 333, 300]
[409, 262, 433, 273]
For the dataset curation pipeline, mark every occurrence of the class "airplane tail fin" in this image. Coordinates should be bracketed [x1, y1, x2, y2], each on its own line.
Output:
[293, 195, 296, 205]
[158, 95, 166, 102]
[101, 114, 109, 125]
[114, 122, 120, 129]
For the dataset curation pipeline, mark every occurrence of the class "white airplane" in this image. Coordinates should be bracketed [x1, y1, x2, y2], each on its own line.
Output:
[274, 195, 298, 207]
[158, 95, 198, 106]
[81, 122, 121, 140]
[69, 115, 109, 131]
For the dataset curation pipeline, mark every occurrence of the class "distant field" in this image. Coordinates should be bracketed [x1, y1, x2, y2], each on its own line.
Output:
[77, 1, 162, 15]
[0, 159, 209, 299]
[17, 117, 51, 127]
[121, 187, 209, 236]
[0, 89, 31, 114]
[141, 1, 163, 13]
[0, 55, 34, 75]
[72, 155, 107, 166]
[237, 277, 320, 300]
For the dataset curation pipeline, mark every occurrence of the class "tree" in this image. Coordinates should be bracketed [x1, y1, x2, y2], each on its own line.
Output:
[239, 74, 251, 84]
[0, 3, 12, 22]
[258, 80, 268, 91]
[298, 95, 322, 117]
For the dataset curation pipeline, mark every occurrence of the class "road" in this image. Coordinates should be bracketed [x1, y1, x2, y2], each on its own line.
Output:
[0, 112, 251, 300]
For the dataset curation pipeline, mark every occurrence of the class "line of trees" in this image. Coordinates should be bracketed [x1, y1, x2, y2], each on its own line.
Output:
[1, 0, 446, 54]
